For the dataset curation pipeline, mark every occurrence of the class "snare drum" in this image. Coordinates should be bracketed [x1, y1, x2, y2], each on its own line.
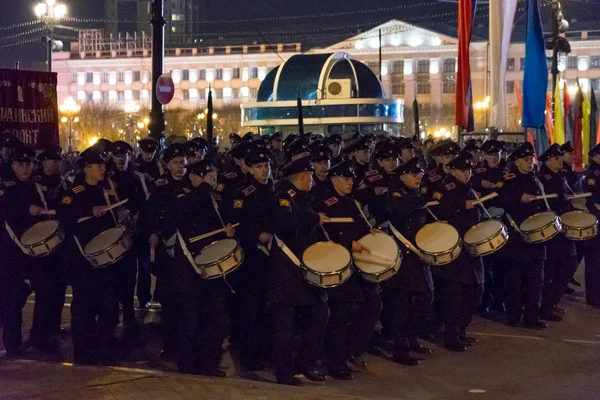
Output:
[302, 242, 353, 288]
[193, 238, 244, 279]
[353, 231, 402, 283]
[415, 222, 462, 265]
[20, 220, 64, 257]
[560, 211, 598, 241]
[83, 226, 132, 268]
[463, 220, 509, 256]
[519, 211, 562, 244]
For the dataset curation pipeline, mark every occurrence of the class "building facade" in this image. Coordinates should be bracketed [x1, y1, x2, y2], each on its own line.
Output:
[53, 20, 600, 134]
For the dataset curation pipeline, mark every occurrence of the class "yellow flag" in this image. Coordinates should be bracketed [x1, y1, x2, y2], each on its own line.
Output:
[553, 79, 565, 145]
[582, 89, 591, 165]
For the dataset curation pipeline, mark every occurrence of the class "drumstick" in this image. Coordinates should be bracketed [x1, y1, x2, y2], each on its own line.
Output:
[472, 192, 498, 205]
[532, 194, 558, 201]
[425, 201, 439, 207]
[150, 247, 155, 263]
[188, 223, 240, 243]
[567, 192, 592, 200]
[40, 209, 56, 215]
[353, 253, 394, 265]
[77, 199, 129, 223]
[323, 217, 355, 223]
[362, 248, 394, 263]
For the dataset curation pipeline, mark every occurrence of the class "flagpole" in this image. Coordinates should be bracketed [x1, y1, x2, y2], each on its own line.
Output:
[551, 0, 560, 121]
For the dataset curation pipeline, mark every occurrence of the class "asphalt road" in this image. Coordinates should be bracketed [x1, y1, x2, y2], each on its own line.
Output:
[1, 268, 600, 400]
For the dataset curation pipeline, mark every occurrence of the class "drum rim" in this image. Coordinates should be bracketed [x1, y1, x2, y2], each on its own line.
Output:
[464, 225, 509, 255]
[84, 226, 129, 257]
[420, 240, 462, 265]
[560, 210, 599, 228]
[20, 220, 61, 247]
[357, 250, 402, 281]
[302, 241, 352, 274]
[463, 220, 506, 246]
[415, 222, 460, 254]
[198, 251, 244, 279]
[303, 265, 352, 288]
[354, 231, 400, 273]
[520, 212, 560, 233]
[193, 238, 241, 267]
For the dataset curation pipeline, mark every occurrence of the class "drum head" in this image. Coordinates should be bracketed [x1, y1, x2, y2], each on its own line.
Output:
[355, 232, 399, 272]
[561, 211, 598, 228]
[464, 220, 502, 244]
[520, 211, 557, 232]
[194, 239, 238, 265]
[21, 220, 59, 246]
[416, 222, 459, 254]
[84, 228, 124, 254]
[303, 242, 351, 273]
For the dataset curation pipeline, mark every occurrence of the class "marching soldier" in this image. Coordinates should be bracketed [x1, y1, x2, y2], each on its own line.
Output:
[324, 133, 343, 165]
[421, 140, 460, 197]
[268, 132, 285, 176]
[230, 146, 274, 369]
[316, 160, 381, 380]
[396, 137, 416, 165]
[537, 144, 577, 321]
[367, 144, 399, 225]
[497, 143, 547, 329]
[58, 147, 128, 364]
[431, 155, 484, 351]
[311, 145, 333, 202]
[214, 141, 253, 222]
[560, 141, 580, 190]
[185, 139, 208, 165]
[269, 156, 329, 385]
[135, 138, 163, 181]
[385, 158, 434, 365]
[0, 133, 24, 180]
[168, 159, 234, 376]
[472, 140, 506, 197]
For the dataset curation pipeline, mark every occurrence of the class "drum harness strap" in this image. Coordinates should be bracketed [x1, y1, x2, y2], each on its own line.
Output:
[104, 179, 119, 225]
[4, 222, 28, 254]
[471, 189, 494, 220]
[387, 222, 426, 260]
[273, 234, 304, 269]
[176, 230, 236, 294]
[534, 176, 552, 212]
[35, 183, 49, 211]
[504, 213, 528, 241]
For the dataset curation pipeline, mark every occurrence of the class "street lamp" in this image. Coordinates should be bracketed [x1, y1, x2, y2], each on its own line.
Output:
[59, 96, 80, 153]
[124, 103, 142, 146]
[35, 0, 67, 72]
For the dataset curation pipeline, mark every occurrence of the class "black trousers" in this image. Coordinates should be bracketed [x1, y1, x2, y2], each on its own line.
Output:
[0, 279, 30, 352]
[71, 272, 119, 364]
[29, 256, 67, 347]
[174, 291, 229, 374]
[542, 236, 578, 311]
[348, 290, 381, 357]
[438, 279, 483, 343]
[324, 300, 353, 371]
[381, 288, 433, 356]
[577, 239, 600, 307]
[270, 302, 329, 382]
[481, 254, 505, 310]
[134, 235, 152, 304]
[117, 252, 137, 324]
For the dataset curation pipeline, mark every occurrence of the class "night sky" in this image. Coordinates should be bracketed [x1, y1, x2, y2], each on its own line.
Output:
[1, 0, 599, 70]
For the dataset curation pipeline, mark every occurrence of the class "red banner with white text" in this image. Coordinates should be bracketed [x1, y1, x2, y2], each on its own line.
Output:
[0, 68, 59, 150]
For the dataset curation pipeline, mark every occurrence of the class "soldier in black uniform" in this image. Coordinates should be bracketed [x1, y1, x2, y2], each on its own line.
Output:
[579, 144, 600, 307]
[58, 147, 129, 364]
[421, 140, 460, 197]
[471, 140, 506, 196]
[0, 147, 38, 355]
[462, 139, 483, 166]
[397, 137, 416, 165]
[431, 155, 484, 351]
[537, 144, 577, 321]
[385, 158, 434, 365]
[268, 132, 285, 177]
[184, 139, 206, 165]
[230, 146, 274, 369]
[168, 159, 234, 376]
[269, 156, 329, 385]
[560, 141, 580, 190]
[316, 160, 380, 380]
[0, 133, 24, 180]
[214, 141, 253, 222]
[28, 147, 70, 351]
[192, 137, 209, 161]
[136, 138, 164, 181]
[311, 145, 333, 202]
[366, 144, 398, 226]
[325, 134, 343, 166]
[145, 143, 190, 358]
[496, 143, 547, 329]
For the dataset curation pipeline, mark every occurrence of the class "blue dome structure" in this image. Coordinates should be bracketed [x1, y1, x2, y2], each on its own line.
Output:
[241, 52, 403, 137]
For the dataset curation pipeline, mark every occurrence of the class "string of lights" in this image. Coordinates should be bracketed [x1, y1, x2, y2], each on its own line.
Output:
[0, 19, 43, 32]
[0, 26, 47, 42]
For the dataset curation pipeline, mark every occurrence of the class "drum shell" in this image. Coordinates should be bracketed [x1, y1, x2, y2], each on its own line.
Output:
[520, 212, 562, 244]
[560, 211, 599, 241]
[353, 232, 402, 283]
[84, 227, 132, 268]
[193, 239, 244, 279]
[463, 221, 509, 256]
[415, 222, 462, 266]
[302, 242, 353, 288]
[20, 221, 64, 258]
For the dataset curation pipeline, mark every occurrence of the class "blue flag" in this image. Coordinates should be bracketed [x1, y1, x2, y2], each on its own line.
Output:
[521, 0, 548, 128]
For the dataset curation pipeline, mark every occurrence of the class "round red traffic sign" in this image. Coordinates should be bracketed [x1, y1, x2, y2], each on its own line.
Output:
[156, 74, 175, 105]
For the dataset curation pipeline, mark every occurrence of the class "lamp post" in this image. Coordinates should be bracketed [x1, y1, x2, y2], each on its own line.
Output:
[59, 96, 80, 153]
[34, 0, 67, 72]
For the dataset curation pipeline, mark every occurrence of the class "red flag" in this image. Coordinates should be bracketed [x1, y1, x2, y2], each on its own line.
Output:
[573, 86, 584, 171]
[456, 0, 474, 128]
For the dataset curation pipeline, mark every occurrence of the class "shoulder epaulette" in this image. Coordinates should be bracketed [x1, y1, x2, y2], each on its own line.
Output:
[367, 174, 383, 183]
[155, 179, 169, 186]
[365, 170, 378, 177]
[503, 173, 516, 180]
[475, 167, 487, 174]
[429, 174, 441, 183]
[225, 172, 238, 179]
[287, 189, 296, 198]
[445, 182, 456, 190]
[324, 196, 338, 206]
[72, 185, 85, 194]
[242, 185, 256, 196]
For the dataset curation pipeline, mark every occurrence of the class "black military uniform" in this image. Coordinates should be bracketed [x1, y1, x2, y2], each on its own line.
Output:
[560, 141, 580, 190]
[316, 160, 380, 380]
[497, 143, 547, 329]
[471, 140, 507, 196]
[28, 147, 70, 350]
[58, 148, 127, 364]
[230, 147, 274, 369]
[385, 158, 434, 365]
[325, 134, 343, 166]
[0, 133, 24, 181]
[431, 155, 484, 351]
[580, 144, 600, 307]
[310, 145, 333, 203]
[268, 131, 285, 177]
[269, 157, 329, 385]
[215, 141, 253, 222]
[0, 147, 38, 355]
[421, 140, 460, 197]
[135, 138, 164, 181]
[366, 144, 398, 225]
[167, 160, 230, 376]
[145, 143, 190, 357]
[537, 144, 577, 321]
